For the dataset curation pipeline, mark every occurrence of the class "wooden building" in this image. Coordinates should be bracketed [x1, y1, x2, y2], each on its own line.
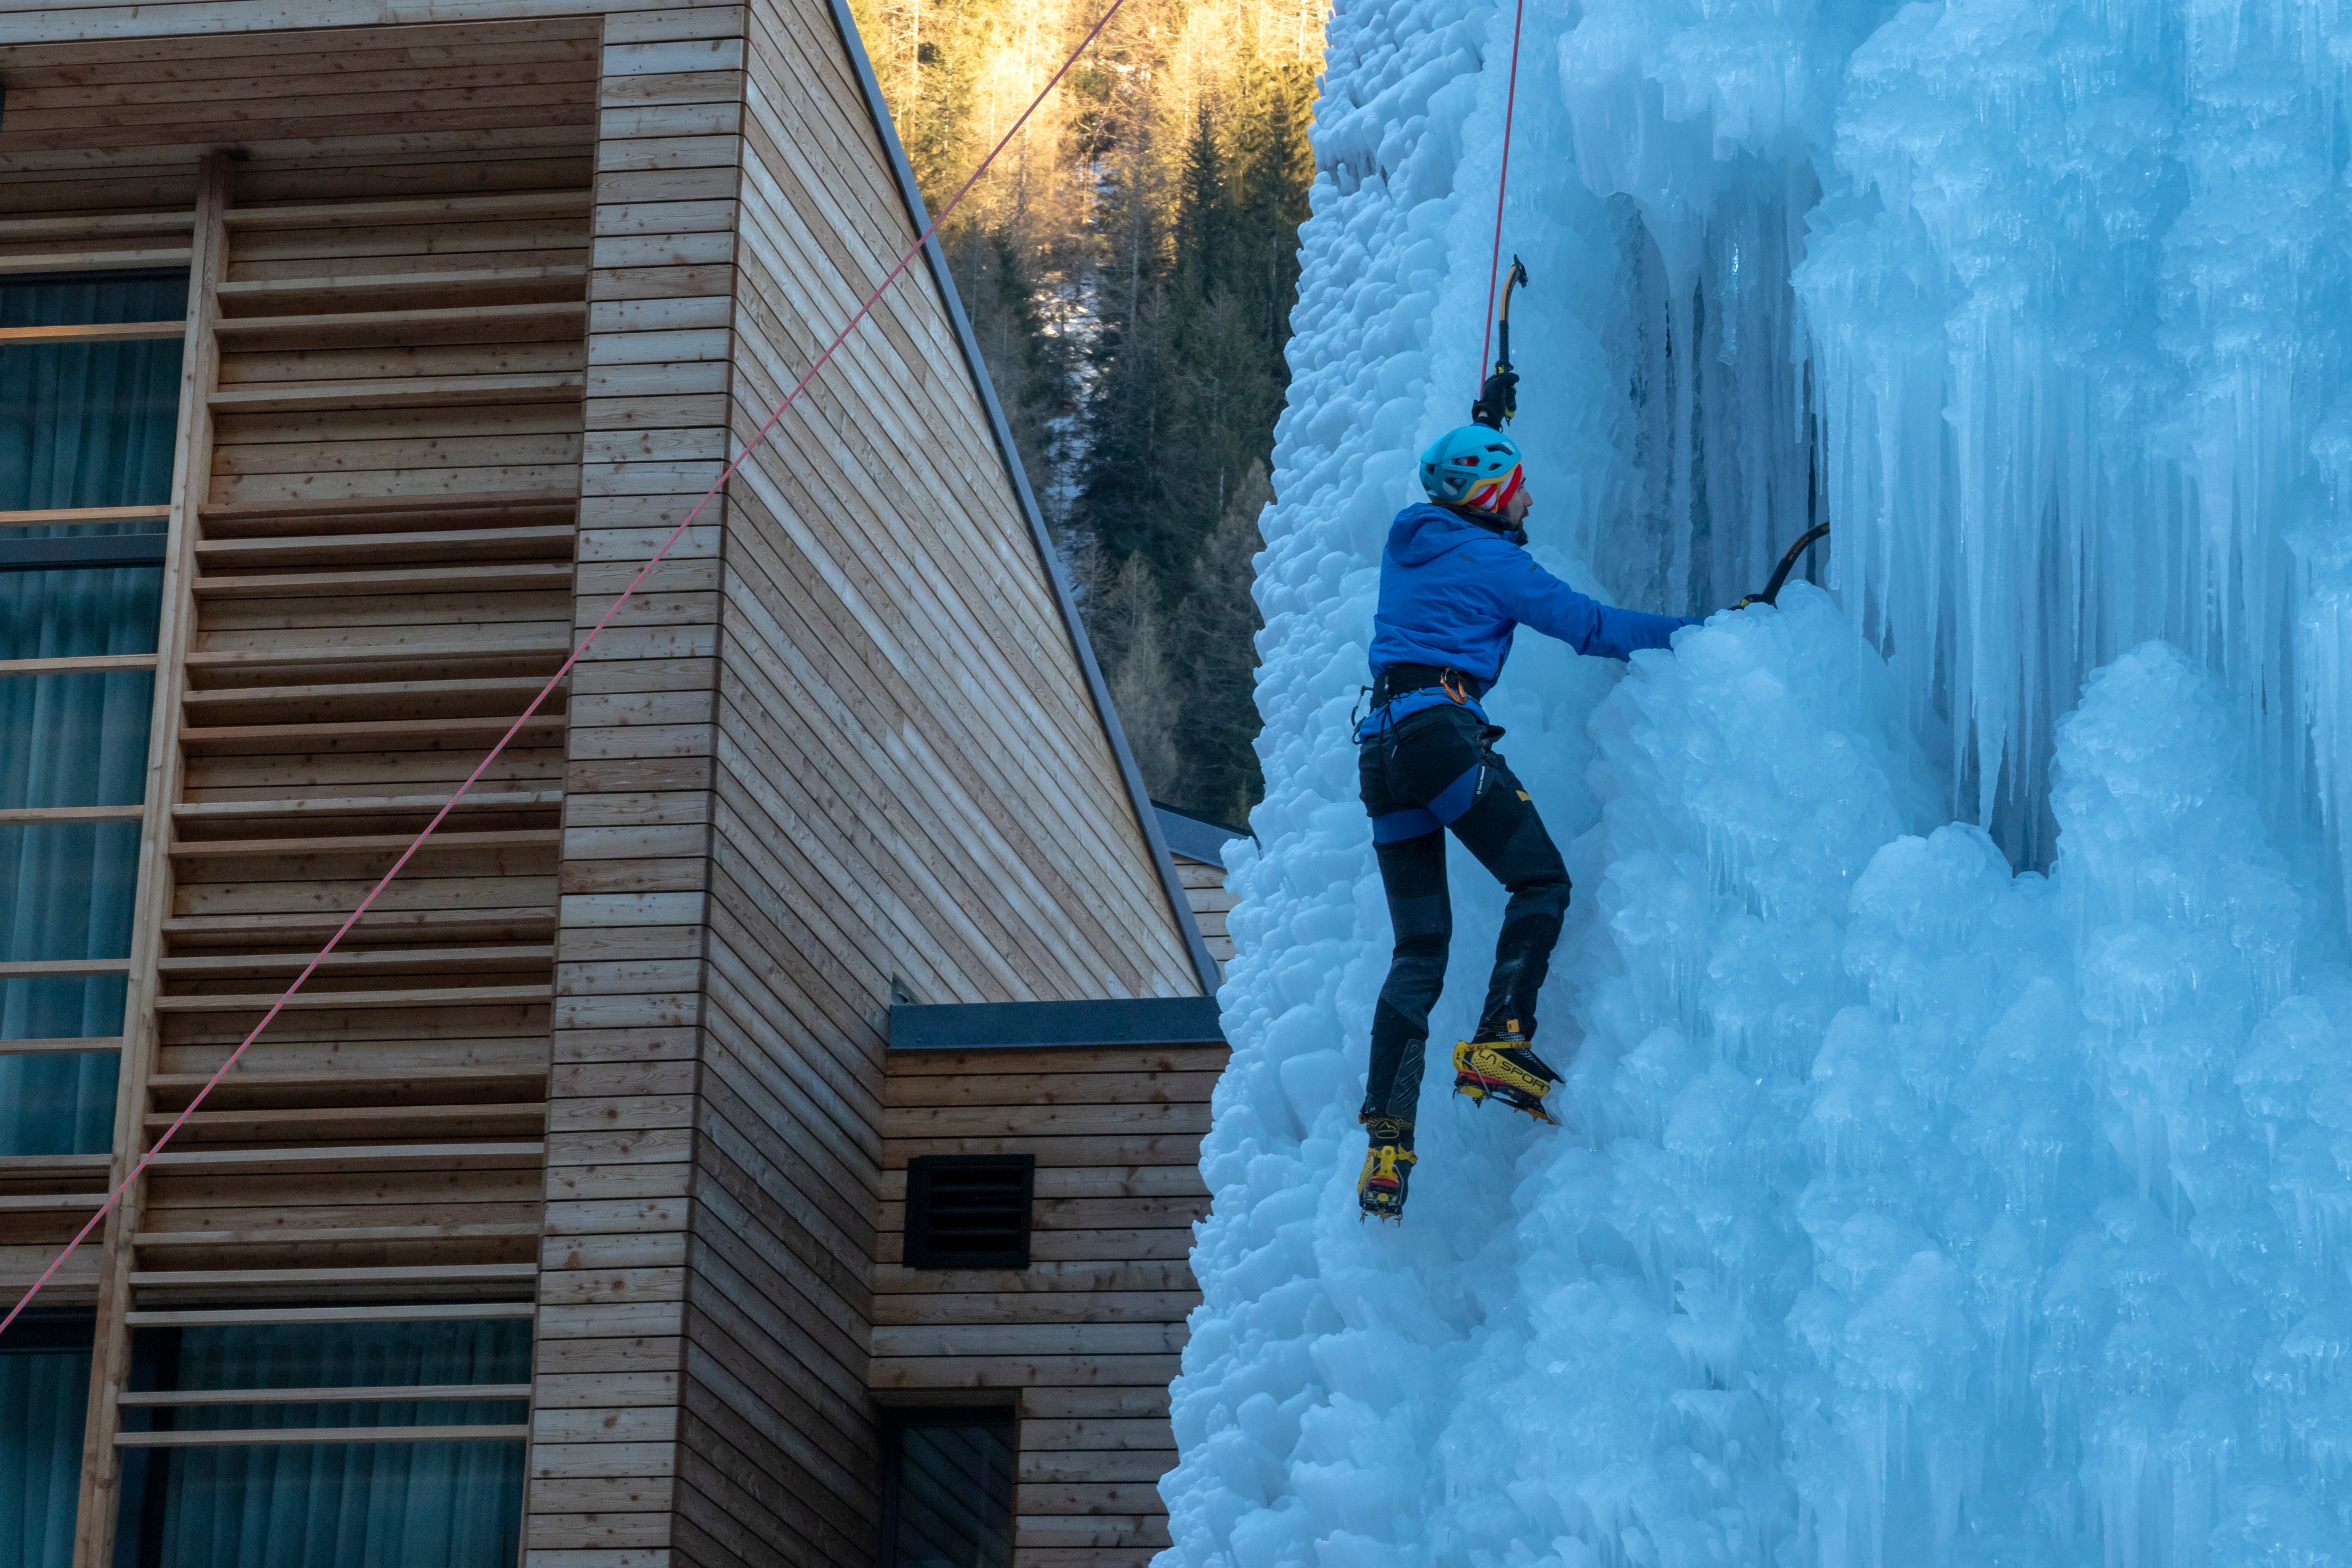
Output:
[0, 4, 1234, 1565]
[1152, 806, 1246, 982]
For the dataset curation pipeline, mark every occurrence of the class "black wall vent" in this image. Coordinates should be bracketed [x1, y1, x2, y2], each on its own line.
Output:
[904, 1155, 1034, 1270]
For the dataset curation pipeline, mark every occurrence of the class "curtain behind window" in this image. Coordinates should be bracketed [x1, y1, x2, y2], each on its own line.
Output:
[0, 556, 158, 1149]
[128, 1320, 529, 1568]
[0, 1318, 93, 1568]
[0, 270, 181, 1155]
[0, 272, 185, 513]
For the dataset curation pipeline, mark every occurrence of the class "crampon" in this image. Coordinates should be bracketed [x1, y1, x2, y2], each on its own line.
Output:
[1357, 1116, 1417, 1221]
[1453, 1029, 1559, 1123]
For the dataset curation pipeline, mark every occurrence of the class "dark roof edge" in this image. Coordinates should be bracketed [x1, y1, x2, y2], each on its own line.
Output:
[890, 998, 1227, 1051]
[821, 0, 1222, 996]
[1152, 802, 1251, 864]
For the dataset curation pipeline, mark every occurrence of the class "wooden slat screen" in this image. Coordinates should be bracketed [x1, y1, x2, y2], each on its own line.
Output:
[138, 185, 591, 1306]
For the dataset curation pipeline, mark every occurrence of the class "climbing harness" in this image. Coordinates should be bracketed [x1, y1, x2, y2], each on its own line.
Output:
[1475, 0, 1530, 424]
[1356, 663, 1494, 841]
[0, 0, 1136, 1343]
[1739, 520, 1832, 608]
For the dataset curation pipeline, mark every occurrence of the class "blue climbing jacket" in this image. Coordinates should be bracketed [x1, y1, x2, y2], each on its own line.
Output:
[1359, 503, 1698, 737]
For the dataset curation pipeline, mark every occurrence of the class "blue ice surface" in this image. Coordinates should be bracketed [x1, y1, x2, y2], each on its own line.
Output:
[1169, 0, 2352, 1559]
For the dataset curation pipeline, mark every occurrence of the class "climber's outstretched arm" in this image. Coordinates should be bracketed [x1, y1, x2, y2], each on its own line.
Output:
[1500, 558, 1699, 661]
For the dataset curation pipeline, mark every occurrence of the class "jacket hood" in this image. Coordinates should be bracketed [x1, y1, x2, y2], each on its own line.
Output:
[1387, 502, 1517, 566]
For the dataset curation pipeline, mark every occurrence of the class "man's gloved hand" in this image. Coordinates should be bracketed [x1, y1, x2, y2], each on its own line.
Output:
[1735, 593, 1768, 609]
[1469, 370, 1519, 428]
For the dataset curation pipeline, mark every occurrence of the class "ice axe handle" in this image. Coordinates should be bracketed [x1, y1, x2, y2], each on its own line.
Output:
[1471, 258, 1531, 429]
[1755, 521, 1830, 606]
[1494, 255, 1529, 376]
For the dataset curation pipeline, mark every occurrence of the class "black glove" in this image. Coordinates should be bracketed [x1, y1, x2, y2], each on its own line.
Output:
[1469, 370, 1519, 428]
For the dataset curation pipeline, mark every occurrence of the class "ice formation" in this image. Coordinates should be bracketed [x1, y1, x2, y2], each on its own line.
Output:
[1169, 0, 2352, 1558]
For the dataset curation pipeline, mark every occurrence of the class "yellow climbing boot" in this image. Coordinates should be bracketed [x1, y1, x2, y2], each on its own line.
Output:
[1453, 1024, 1560, 1123]
[1357, 1116, 1417, 1221]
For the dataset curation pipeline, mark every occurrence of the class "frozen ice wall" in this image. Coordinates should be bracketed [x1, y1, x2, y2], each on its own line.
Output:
[1169, 0, 2352, 1558]
[1802, 0, 2352, 871]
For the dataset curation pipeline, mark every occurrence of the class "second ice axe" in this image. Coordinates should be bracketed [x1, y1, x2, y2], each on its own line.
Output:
[1739, 521, 1832, 608]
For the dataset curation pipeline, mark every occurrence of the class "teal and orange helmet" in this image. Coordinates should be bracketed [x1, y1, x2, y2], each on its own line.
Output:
[1419, 425, 1524, 511]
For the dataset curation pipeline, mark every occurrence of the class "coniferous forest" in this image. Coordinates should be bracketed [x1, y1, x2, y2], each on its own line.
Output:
[848, 0, 1327, 828]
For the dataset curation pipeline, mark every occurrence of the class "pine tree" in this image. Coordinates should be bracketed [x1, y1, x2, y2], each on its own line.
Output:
[855, 0, 1327, 821]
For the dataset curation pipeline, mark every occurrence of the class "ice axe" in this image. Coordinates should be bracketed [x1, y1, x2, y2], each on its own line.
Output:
[1739, 520, 1831, 608]
[1471, 255, 1529, 429]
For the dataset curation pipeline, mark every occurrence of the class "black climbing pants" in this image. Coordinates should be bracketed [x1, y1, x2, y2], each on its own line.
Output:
[1358, 704, 1571, 1123]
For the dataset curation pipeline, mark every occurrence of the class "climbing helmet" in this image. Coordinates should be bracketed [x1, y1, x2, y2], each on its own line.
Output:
[1419, 424, 1524, 510]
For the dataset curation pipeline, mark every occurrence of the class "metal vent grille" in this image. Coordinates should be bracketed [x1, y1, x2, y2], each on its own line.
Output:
[904, 1155, 1035, 1270]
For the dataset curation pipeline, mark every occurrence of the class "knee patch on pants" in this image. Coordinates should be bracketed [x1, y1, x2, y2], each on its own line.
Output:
[1515, 870, 1571, 923]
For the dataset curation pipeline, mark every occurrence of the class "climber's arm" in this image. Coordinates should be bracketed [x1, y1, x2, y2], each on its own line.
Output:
[1497, 550, 1697, 660]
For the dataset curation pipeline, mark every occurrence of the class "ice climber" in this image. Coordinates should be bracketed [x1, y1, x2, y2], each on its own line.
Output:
[1354, 419, 1699, 1221]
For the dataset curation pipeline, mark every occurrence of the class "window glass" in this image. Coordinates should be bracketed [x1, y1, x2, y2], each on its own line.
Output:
[880, 1412, 1016, 1568]
[0, 270, 182, 1154]
[0, 528, 169, 820]
[0, 1312, 94, 1568]
[0, 1039, 119, 1155]
[121, 1319, 531, 1568]
[0, 272, 187, 513]
[0, 547, 164, 661]
[0, 818, 134, 1147]
[0, 666, 155, 817]
[0, 273, 187, 330]
[142, 1318, 532, 1398]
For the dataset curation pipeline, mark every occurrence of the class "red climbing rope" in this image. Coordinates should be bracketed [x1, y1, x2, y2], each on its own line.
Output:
[0, 0, 1128, 1343]
[1477, 0, 1529, 388]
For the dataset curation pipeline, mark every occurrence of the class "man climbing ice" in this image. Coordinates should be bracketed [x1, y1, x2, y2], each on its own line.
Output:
[1354, 415, 1698, 1220]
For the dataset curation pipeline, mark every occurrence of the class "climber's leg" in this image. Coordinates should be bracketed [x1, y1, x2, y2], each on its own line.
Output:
[1450, 745, 1572, 1043]
[1445, 744, 1571, 1119]
[1357, 707, 1484, 1124]
[1362, 826, 1449, 1122]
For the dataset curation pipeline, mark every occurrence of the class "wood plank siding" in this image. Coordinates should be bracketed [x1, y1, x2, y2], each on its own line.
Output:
[531, 14, 748, 1563]
[878, 1044, 1227, 1567]
[1172, 856, 1236, 978]
[0, 5, 1224, 1566]
[1154, 809, 1245, 979]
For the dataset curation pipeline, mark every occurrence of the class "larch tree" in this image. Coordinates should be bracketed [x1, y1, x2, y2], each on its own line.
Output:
[850, 0, 1328, 827]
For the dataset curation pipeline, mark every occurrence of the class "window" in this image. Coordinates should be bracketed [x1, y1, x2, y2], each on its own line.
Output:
[904, 1155, 1034, 1270]
[0, 269, 185, 1156]
[114, 1314, 531, 1568]
[0, 1311, 93, 1568]
[878, 1410, 1015, 1568]
[0, 271, 185, 510]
